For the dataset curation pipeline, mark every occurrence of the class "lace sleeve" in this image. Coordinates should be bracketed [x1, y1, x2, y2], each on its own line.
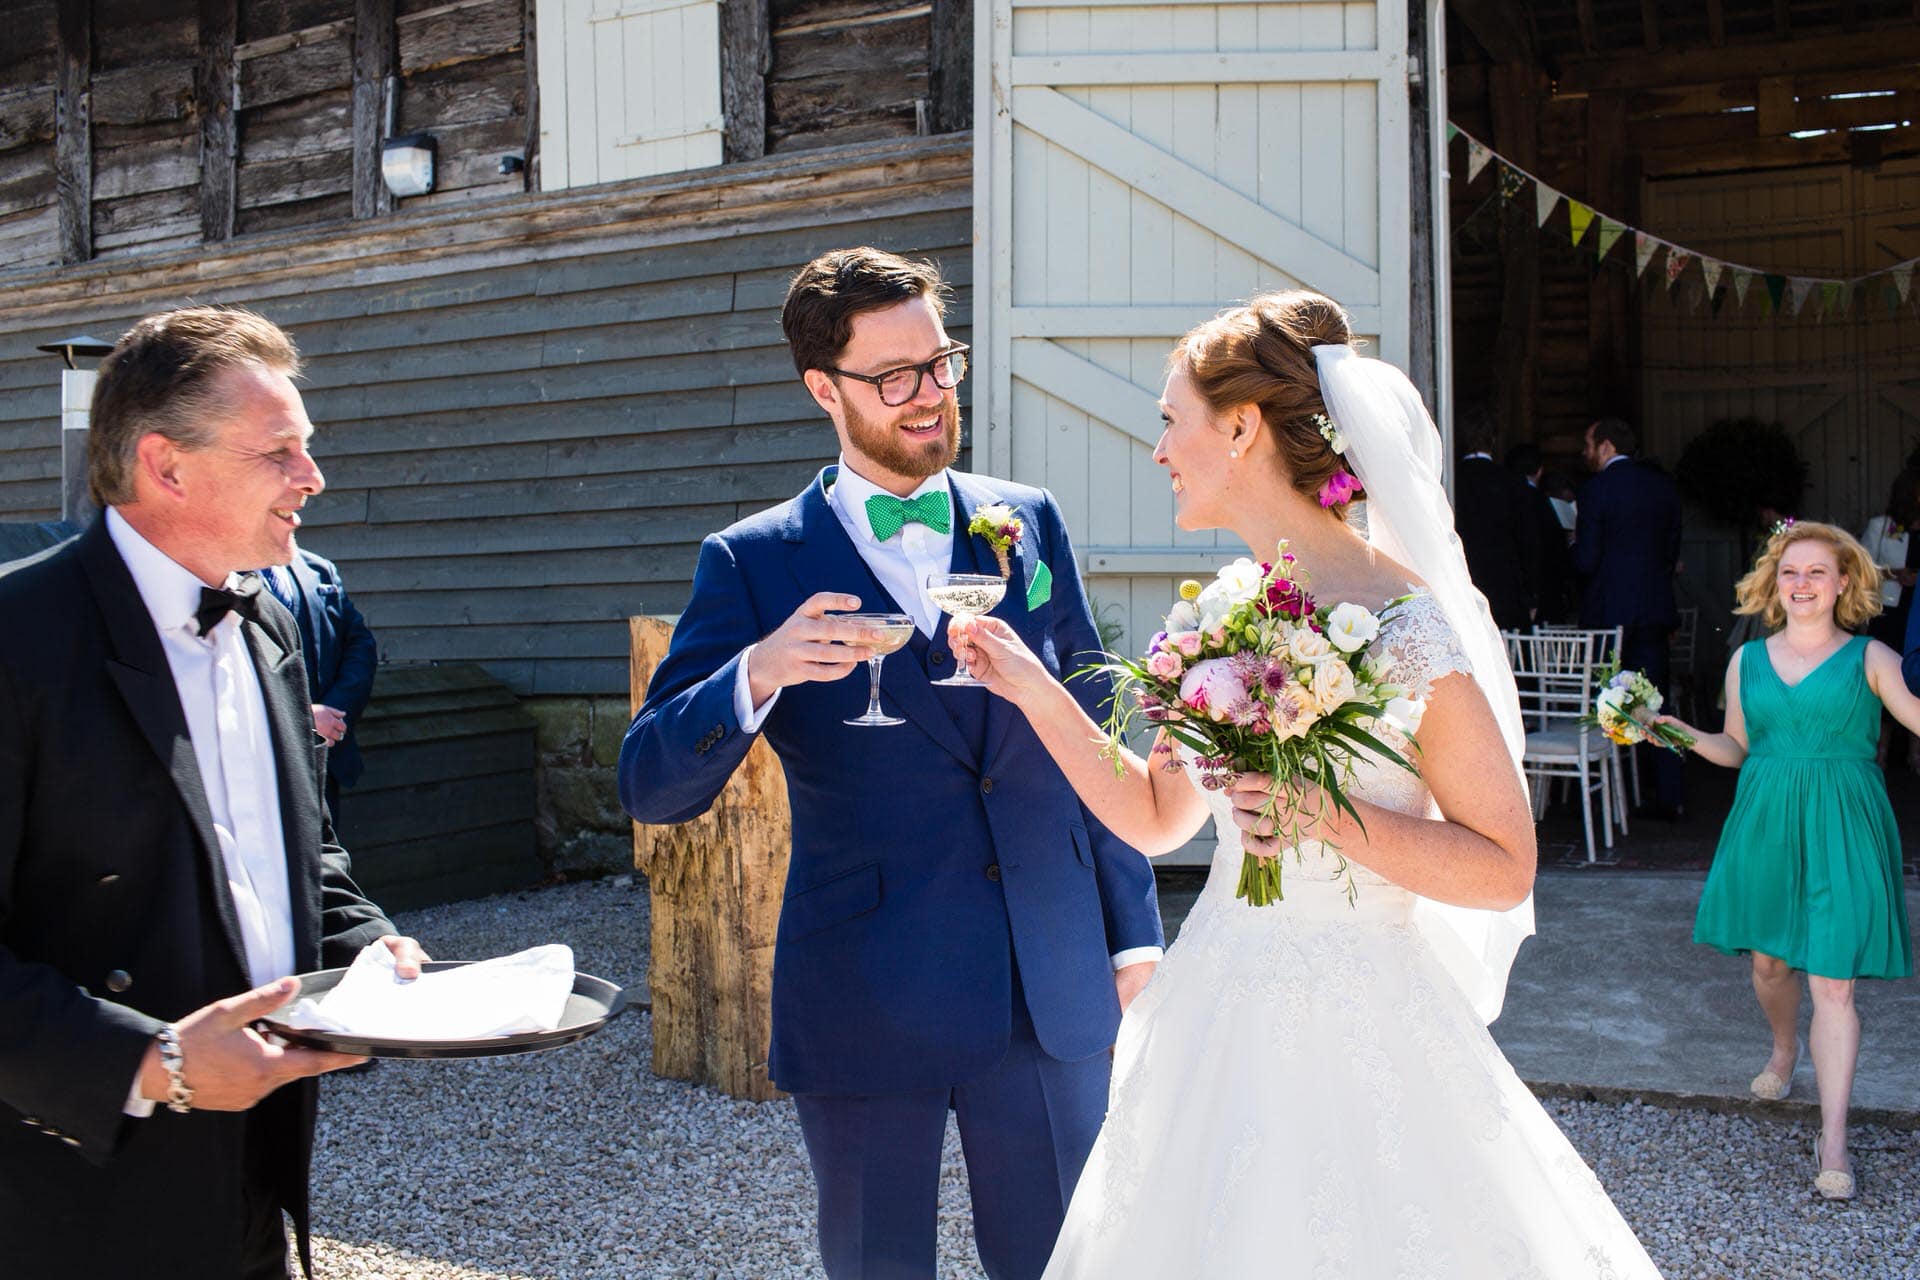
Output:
[1378, 593, 1474, 701]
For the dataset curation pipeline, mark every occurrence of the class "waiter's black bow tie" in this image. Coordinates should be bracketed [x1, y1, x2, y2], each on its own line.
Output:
[195, 575, 265, 638]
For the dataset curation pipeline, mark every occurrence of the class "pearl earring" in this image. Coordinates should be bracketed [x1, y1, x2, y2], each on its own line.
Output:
[1229, 448, 1240, 459]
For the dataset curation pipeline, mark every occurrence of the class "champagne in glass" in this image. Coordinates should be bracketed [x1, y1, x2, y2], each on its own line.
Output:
[925, 573, 1006, 687]
[838, 612, 917, 726]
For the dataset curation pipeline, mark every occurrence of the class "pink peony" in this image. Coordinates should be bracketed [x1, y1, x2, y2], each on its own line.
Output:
[1179, 658, 1246, 722]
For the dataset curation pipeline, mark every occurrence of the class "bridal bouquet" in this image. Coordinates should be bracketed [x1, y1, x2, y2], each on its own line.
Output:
[1083, 549, 1419, 906]
[1586, 662, 1695, 754]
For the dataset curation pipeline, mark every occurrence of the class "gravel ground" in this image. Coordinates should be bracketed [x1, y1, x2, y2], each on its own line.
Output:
[311, 878, 1920, 1280]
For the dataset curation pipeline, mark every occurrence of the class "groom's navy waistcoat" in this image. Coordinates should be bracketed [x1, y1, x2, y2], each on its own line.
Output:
[620, 468, 1162, 1094]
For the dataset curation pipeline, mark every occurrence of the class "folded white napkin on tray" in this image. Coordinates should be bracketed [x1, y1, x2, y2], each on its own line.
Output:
[282, 942, 575, 1040]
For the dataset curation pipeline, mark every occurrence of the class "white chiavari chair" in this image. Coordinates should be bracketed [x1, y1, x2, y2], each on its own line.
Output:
[1506, 629, 1616, 864]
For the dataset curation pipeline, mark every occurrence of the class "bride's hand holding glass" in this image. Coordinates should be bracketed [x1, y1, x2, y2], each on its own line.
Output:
[945, 615, 1055, 706]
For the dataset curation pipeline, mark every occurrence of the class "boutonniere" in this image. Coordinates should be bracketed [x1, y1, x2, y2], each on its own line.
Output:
[969, 503, 1024, 579]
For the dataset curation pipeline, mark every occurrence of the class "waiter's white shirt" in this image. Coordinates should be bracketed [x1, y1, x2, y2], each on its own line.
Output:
[730, 460, 1160, 971]
[108, 508, 298, 1115]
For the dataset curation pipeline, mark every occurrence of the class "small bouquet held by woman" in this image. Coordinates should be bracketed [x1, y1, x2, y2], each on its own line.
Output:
[1085, 548, 1421, 905]
[1587, 662, 1695, 754]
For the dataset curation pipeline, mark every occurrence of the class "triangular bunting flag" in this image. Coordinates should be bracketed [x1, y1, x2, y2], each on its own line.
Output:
[1789, 277, 1815, 314]
[1447, 123, 1461, 142]
[1665, 249, 1693, 287]
[1596, 217, 1626, 260]
[1568, 201, 1596, 246]
[1635, 232, 1659, 277]
[1536, 183, 1561, 227]
[1700, 259, 1725, 296]
[1468, 140, 1494, 182]
[1733, 269, 1754, 307]
[1497, 164, 1527, 200]
[1821, 281, 1843, 314]
[1895, 262, 1914, 303]
[1764, 274, 1788, 311]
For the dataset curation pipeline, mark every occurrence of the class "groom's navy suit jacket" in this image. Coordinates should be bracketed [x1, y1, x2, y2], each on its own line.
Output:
[621, 468, 1162, 1095]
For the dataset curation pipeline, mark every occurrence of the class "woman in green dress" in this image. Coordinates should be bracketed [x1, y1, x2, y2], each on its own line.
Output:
[1657, 521, 1916, 1201]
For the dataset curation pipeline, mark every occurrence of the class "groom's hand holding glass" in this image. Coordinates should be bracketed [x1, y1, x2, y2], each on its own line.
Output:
[746, 592, 899, 704]
[949, 615, 1161, 1012]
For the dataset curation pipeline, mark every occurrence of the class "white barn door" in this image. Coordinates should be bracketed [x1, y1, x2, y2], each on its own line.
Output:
[975, 0, 1411, 659]
[976, 0, 1412, 860]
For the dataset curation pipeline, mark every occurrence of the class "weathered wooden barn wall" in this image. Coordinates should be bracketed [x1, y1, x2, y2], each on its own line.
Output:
[0, 3, 61, 271]
[0, 135, 974, 699]
[3, 0, 971, 270]
[0, 0, 534, 267]
[767, 0, 970, 153]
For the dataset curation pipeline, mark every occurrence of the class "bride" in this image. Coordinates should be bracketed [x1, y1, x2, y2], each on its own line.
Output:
[950, 291, 1664, 1278]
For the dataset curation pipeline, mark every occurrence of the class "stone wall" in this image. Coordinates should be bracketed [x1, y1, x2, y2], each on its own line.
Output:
[526, 694, 633, 878]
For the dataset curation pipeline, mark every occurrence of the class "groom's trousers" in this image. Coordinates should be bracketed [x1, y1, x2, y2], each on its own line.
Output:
[791, 983, 1110, 1280]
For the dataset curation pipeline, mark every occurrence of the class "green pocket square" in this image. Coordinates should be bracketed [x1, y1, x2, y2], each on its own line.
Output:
[1026, 560, 1053, 609]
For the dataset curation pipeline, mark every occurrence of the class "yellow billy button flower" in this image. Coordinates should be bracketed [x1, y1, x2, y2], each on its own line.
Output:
[1178, 579, 1204, 602]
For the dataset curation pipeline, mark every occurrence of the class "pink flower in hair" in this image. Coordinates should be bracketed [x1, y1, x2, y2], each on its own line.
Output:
[1318, 470, 1363, 508]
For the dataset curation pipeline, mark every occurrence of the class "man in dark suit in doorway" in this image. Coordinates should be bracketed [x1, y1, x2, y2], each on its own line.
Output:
[0, 306, 425, 1278]
[1453, 405, 1538, 631]
[1574, 416, 1686, 818]
[1507, 442, 1575, 625]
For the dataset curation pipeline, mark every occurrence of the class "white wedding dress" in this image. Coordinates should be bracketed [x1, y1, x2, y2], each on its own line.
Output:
[1043, 594, 1664, 1280]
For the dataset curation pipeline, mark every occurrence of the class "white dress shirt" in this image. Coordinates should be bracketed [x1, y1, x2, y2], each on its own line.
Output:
[731, 462, 1161, 972]
[108, 509, 298, 1115]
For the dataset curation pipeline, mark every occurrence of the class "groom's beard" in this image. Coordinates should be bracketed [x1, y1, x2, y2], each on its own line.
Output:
[841, 391, 962, 480]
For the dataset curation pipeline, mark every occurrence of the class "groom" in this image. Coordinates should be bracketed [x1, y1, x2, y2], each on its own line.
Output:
[619, 247, 1162, 1279]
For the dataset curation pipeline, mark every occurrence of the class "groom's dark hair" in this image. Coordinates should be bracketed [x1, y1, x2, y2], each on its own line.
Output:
[782, 247, 949, 376]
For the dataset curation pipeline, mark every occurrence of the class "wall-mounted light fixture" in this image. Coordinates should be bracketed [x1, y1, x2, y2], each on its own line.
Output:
[381, 133, 437, 199]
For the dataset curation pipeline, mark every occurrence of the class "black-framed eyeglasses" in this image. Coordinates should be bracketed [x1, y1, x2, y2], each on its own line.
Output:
[829, 345, 970, 407]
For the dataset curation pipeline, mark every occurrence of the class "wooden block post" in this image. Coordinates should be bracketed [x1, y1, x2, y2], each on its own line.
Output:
[629, 617, 789, 1102]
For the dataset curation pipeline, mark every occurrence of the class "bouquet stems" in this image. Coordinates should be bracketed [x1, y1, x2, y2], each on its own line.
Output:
[1236, 845, 1286, 906]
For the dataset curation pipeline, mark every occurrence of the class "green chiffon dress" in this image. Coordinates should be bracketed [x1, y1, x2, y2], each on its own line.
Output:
[1693, 635, 1914, 980]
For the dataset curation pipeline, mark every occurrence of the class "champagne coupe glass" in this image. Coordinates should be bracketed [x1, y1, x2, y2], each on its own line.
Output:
[924, 573, 1007, 687]
[838, 612, 917, 726]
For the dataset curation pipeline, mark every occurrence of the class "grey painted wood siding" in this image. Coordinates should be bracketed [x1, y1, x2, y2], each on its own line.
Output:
[0, 135, 972, 695]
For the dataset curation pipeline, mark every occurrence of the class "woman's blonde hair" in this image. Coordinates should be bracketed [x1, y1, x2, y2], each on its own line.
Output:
[1172, 290, 1362, 514]
[1733, 521, 1882, 631]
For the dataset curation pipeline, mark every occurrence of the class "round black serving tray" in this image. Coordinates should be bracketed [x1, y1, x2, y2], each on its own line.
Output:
[260, 961, 626, 1059]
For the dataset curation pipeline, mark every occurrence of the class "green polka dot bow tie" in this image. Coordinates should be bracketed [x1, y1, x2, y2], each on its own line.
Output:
[865, 491, 952, 541]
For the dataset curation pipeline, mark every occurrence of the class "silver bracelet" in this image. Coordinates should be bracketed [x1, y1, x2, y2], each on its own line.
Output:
[155, 1025, 193, 1114]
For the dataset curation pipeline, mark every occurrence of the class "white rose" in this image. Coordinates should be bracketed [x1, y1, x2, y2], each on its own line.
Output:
[1382, 696, 1426, 735]
[1596, 686, 1629, 717]
[1310, 659, 1357, 712]
[1325, 602, 1381, 653]
[1195, 559, 1265, 632]
[1287, 627, 1334, 665]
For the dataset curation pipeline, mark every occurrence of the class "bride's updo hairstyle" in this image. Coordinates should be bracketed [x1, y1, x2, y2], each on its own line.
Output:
[1172, 290, 1363, 514]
